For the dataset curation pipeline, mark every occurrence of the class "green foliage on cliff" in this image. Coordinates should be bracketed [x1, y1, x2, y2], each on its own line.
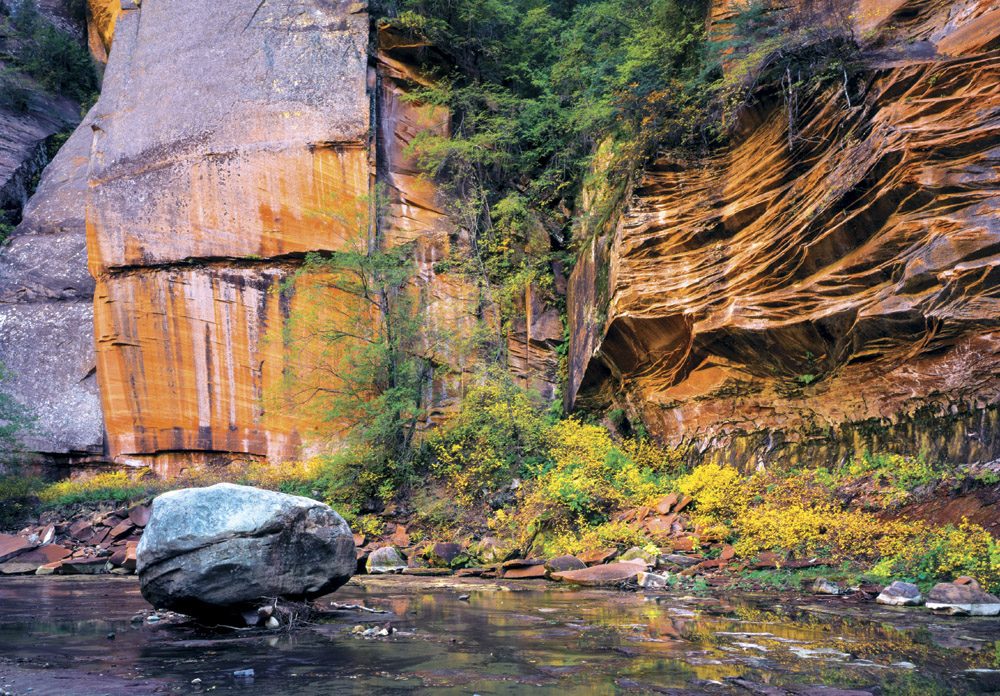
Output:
[283, 242, 432, 509]
[1, 0, 97, 105]
[375, 0, 712, 252]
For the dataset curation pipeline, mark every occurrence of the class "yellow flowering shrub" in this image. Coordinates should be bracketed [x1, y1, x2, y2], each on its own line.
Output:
[676, 463, 752, 523]
[521, 420, 673, 522]
[540, 520, 651, 557]
[872, 519, 1000, 592]
[428, 372, 551, 505]
[732, 503, 924, 560]
[239, 458, 324, 492]
[503, 420, 681, 553]
[38, 470, 156, 505]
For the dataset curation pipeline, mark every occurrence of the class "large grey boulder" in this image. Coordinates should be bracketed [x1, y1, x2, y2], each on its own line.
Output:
[137, 483, 355, 617]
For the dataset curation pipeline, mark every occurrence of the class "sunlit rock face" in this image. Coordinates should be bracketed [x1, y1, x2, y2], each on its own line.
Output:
[85, 0, 120, 64]
[87, 0, 370, 469]
[569, 0, 1000, 464]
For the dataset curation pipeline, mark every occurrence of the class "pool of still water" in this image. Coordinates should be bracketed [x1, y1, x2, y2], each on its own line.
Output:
[0, 575, 999, 695]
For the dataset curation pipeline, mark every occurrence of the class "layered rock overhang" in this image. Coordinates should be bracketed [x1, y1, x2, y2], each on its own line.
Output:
[569, 0, 1000, 464]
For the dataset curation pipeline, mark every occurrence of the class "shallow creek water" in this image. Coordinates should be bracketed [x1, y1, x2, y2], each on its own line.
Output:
[0, 576, 998, 695]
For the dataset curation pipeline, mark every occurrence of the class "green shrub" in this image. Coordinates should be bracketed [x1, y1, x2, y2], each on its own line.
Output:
[429, 369, 552, 504]
[8, 0, 98, 102]
[843, 450, 941, 491]
[872, 520, 1000, 593]
[0, 475, 44, 530]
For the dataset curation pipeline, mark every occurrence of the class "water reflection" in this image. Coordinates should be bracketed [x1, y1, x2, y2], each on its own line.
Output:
[0, 576, 998, 694]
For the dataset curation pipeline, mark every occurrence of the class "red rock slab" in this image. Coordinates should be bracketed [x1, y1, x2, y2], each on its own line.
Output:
[668, 536, 697, 553]
[124, 540, 138, 571]
[14, 544, 71, 564]
[89, 527, 111, 545]
[109, 520, 136, 540]
[101, 514, 126, 528]
[752, 551, 785, 569]
[719, 544, 736, 561]
[128, 504, 151, 527]
[551, 562, 643, 587]
[352, 533, 366, 547]
[644, 514, 676, 537]
[673, 496, 693, 514]
[456, 567, 485, 577]
[59, 558, 109, 575]
[502, 564, 548, 579]
[4, 542, 70, 573]
[577, 548, 619, 566]
[0, 534, 35, 562]
[35, 561, 63, 576]
[68, 520, 94, 541]
[654, 493, 679, 515]
[390, 525, 410, 548]
[680, 559, 728, 576]
[109, 548, 127, 567]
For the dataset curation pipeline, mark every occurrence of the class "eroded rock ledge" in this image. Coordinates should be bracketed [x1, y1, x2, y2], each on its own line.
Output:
[569, 0, 1000, 465]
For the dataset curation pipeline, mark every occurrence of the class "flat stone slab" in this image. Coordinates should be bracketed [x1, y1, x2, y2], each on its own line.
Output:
[550, 562, 642, 587]
[0, 535, 35, 563]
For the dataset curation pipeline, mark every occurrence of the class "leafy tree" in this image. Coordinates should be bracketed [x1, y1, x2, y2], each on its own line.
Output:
[281, 193, 436, 508]
[372, 0, 713, 370]
[6, 0, 97, 102]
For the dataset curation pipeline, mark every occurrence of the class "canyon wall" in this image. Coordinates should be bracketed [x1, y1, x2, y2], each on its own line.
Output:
[8, 0, 995, 472]
[86, 0, 370, 471]
[569, 0, 1000, 466]
[3, 0, 502, 470]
